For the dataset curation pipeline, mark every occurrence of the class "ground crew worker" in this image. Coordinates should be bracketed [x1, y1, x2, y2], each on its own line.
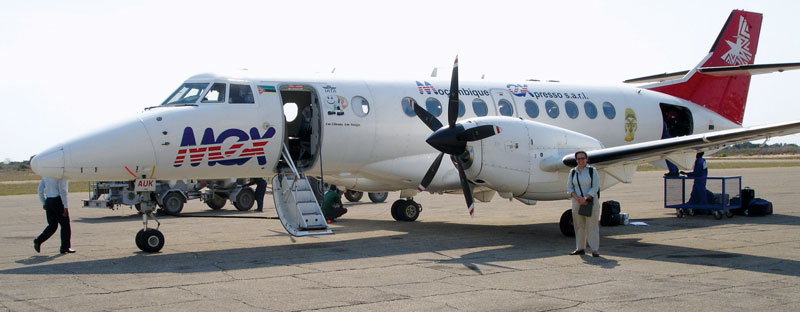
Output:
[34, 177, 75, 254]
[321, 185, 347, 222]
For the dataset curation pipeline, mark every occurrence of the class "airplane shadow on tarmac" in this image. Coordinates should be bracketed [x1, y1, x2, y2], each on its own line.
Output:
[6, 212, 800, 278]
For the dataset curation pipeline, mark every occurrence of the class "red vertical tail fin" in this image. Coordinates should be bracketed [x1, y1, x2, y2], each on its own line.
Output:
[648, 10, 763, 125]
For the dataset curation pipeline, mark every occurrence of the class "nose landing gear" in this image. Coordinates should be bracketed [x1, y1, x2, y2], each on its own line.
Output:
[135, 192, 164, 253]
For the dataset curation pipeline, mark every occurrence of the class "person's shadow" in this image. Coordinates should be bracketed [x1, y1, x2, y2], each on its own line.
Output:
[16, 253, 67, 265]
[581, 255, 620, 269]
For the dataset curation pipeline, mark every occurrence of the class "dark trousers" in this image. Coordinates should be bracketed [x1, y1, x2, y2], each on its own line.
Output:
[36, 197, 71, 251]
[254, 179, 267, 210]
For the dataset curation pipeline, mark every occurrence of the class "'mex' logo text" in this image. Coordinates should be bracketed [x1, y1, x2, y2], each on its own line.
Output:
[173, 126, 276, 167]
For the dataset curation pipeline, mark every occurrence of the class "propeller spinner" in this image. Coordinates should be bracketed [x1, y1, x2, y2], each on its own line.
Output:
[414, 57, 498, 217]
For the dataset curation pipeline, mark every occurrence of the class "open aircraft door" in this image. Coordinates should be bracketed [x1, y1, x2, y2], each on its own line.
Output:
[489, 88, 518, 117]
[253, 83, 287, 174]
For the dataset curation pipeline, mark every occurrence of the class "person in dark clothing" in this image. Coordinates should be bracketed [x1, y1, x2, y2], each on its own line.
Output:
[662, 120, 680, 177]
[247, 178, 267, 212]
[34, 177, 74, 254]
[682, 152, 708, 205]
[321, 185, 347, 222]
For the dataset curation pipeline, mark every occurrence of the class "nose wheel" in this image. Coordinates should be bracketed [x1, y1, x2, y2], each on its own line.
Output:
[136, 193, 164, 253]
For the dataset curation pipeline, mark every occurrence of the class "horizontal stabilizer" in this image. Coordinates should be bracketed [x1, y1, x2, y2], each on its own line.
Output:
[624, 62, 800, 84]
[698, 62, 800, 76]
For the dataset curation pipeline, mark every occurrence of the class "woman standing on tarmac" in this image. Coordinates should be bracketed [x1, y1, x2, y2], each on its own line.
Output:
[567, 151, 600, 257]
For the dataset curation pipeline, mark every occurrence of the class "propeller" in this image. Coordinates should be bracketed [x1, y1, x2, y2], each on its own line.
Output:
[414, 57, 498, 217]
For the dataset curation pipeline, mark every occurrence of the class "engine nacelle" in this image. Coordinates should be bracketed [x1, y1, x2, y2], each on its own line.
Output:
[463, 117, 603, 199]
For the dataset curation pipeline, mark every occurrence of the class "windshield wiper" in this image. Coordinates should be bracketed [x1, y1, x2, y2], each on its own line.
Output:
[145, 103, 198, 110]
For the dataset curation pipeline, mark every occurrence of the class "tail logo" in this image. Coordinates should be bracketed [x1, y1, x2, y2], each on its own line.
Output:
[721, 16, 753, 66]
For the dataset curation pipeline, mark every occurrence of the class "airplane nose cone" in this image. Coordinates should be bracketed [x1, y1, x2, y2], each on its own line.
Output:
[31, 146, 65, 178]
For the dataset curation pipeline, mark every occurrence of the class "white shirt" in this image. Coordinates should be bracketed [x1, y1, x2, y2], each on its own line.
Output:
[38, 177, 68, 208]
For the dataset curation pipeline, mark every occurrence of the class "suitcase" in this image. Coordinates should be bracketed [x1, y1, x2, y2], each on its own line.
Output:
[742, 187, 755, 207]
[730, 196, 746, 215]
[746, 198, 772, 216]
[601, 200, 621, 226]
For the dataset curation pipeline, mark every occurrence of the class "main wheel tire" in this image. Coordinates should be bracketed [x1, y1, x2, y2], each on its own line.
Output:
[396, 200, 420, 222]
[136, 229, 164, 253]
[560, 209, 575, 237]
[713, 210, 723, 220]
[206, 193, 226, 210]
[368, 192, 389, 203]
[135, 229, 146, 250]
[344, 190, 363, 202]
[162, 192, 184, 216]
[390, 199, 406, 221]
[234, 187, 255, 211]
[676, 208, 684, 218]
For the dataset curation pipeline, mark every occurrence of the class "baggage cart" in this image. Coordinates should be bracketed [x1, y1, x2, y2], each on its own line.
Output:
[664, 176, 742, 220]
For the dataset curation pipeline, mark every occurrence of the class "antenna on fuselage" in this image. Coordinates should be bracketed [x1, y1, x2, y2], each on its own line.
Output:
[431, 67, 438, 77]
[331, 67, 336, 74]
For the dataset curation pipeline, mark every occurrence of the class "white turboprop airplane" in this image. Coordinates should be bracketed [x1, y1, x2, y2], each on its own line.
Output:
[31, 10, 800, 252]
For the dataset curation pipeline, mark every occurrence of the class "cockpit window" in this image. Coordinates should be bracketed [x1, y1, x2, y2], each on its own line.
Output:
[202, 83, 226, 103]
[163, 83, 209, 105]
[229, 84, 255, 104]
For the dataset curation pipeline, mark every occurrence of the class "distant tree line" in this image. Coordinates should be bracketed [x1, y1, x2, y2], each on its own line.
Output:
[0, 160, 31, 172]
[717, 142, 800, 156]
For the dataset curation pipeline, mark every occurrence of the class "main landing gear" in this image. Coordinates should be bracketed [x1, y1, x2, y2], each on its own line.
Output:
[390, 199, 421, 221]
[559, 209, 575, 237]
[135, 191, 165, 252]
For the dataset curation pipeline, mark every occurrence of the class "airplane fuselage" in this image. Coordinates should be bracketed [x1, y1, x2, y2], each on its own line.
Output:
[32, 72, 738, 201]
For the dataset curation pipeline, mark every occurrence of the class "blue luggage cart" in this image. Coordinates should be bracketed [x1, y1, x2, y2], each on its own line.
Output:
[664, 176, 742, 219]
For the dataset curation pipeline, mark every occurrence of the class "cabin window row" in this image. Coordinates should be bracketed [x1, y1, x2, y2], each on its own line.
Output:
[401, 97, 617, 120]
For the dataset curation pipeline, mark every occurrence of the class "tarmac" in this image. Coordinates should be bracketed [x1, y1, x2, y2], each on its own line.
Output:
[1, 167, 799, 311]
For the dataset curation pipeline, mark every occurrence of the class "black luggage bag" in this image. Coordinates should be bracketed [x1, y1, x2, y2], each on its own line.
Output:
[747, 198, 773, 216]
[601, 200, 621, 226]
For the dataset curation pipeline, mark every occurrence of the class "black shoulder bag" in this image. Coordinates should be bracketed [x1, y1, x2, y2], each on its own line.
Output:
[573, 167, 594, 217]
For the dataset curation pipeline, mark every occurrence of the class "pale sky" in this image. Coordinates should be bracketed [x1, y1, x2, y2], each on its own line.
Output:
[1, 0, 799, 161]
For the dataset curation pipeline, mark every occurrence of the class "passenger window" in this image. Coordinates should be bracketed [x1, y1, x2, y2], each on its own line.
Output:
[402, 97, 417, 117]
[584, 101, 598, 119]
[426, 97, 442, 117]
[202, 83, 226, 103]
[524, 100, 539, 118]
[352, 96, 369, 117]
[603, 101, 616, 119]
[565, 101, 579, 119]
[498, 99, 514, 116]
[229, 84, 255, 104]
[545, 100, 559, 118]
[458, 99, 465, 117]
[472, 98, 488, 116]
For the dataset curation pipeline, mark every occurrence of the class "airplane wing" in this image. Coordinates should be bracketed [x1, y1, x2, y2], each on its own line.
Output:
[561, 120, 800, 170]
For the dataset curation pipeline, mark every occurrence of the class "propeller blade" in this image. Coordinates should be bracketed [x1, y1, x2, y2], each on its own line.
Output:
[447, 56, 459, 128]
[414, 102, 443, 132]
[458, 125, 498, 142]
[417, 152, 444, 192]
[452, 155, 475, 218]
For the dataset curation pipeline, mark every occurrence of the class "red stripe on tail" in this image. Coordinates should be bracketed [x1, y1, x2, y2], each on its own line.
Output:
[648, 10, 762, 125]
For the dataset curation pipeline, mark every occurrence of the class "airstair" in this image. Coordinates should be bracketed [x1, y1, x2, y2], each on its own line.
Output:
[272, 144, 332, 236]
